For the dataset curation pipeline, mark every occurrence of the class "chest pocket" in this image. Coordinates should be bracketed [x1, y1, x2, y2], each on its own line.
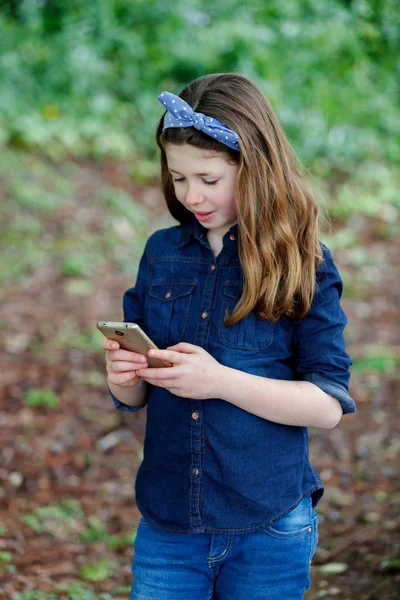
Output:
[147, 279, 197, 347]
[218, 280, 275, 350]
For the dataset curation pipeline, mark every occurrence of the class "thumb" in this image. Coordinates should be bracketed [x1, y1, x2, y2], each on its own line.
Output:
[166, 342, 201, 353]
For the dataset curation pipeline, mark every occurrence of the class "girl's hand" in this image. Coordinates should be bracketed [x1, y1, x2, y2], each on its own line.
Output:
[101, 338, 148, 388]
[136, 342, 225, 399]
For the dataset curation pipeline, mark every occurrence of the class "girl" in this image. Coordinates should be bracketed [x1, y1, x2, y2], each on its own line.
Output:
[102, 73, 356, 600]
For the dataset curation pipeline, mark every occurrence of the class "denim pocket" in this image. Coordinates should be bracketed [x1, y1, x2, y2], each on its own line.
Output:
[147, 279, 197, 347]
[264, 495, 313, 540]
[218, 280, 275, 350]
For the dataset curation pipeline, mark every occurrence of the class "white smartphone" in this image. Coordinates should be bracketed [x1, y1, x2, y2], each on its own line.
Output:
[97, 321, 172, 368]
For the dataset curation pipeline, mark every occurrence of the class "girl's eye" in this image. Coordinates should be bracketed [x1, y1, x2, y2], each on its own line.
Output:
[172, 178, 218, 186]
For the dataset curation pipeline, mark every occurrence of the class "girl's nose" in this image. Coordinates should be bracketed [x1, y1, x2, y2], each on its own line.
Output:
[185, 189, 205, 206]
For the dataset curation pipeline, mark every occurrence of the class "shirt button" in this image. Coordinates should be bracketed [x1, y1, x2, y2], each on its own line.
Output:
[229, 234, 235, 240]
[165, 291, 171, 299]
[192, 468, 199, 476]
[210, 264, 216, 272]
[201, 311, 208, 319]
[192, 411, 199, 421]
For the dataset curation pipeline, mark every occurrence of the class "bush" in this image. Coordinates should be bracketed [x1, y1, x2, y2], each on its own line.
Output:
[0, 0, 399, 174]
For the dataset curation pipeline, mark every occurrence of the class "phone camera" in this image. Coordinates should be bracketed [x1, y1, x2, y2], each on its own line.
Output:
[115, 331, 124, 337]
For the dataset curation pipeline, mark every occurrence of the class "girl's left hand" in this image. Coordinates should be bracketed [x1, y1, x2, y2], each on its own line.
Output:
[136, 342, 225, 400]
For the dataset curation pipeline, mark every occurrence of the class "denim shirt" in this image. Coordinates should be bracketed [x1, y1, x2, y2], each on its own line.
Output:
[110, 215, 356, 534]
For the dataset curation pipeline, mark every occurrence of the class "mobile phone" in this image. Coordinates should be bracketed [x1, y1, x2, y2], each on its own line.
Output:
[97, 321, 172, 368]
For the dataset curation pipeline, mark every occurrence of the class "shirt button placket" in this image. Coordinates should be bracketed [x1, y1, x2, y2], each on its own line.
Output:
[190, 257, 217, 529]
[190, 401, 203, 529]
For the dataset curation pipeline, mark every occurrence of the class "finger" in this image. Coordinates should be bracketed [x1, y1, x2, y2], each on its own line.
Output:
[109, 371, 139, 386]
[101, 338, 120, 351]
[108, 349, 149, 363]
[140, 376, 179, 390]
[105, 350, 141, 364]
[166, 343, 201, 354]
[136, 367, 177, 380]
[147, 349, 183, 364]
[139, 377, 165, 388]
[110, 360, 148, 373]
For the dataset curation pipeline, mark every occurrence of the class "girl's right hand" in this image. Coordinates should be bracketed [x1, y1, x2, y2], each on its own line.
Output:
[102, 338, 148, 388]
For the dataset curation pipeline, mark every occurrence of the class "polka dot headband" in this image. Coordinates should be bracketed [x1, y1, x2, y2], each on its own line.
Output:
[158, 91, 240, 152]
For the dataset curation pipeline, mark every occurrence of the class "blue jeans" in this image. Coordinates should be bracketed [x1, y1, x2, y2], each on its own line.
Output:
[130, 495, 319, 599]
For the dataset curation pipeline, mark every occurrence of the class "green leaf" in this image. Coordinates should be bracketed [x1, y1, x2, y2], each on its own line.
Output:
[80, 558, 117, 582]
[23, 389, 59, 409]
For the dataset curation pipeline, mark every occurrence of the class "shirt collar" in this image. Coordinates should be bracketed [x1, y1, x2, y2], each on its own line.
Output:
[177, 214, 239, 248]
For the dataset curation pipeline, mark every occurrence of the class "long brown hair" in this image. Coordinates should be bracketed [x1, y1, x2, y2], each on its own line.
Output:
[156, 73, 324, 325]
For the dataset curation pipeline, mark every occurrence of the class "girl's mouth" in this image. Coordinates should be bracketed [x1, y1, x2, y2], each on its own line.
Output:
[194, 211, 215, 221]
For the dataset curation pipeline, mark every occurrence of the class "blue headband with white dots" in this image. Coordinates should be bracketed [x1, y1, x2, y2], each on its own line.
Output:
[158, 91, 240, 152]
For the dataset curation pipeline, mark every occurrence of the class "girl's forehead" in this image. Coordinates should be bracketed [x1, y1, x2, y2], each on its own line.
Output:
[165, 143, 229, 167]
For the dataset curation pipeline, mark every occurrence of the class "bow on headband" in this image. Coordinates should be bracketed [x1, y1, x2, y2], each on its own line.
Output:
[158, 91, 240, 152]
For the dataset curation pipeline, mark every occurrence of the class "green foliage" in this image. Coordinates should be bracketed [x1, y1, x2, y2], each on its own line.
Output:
[61, 254, 95, 278]
[0, 551, 13, 563]
[380, 556, 400, 571]
[10, 183, 61, 212]
[320, 229, 359, 251]
[0, 149, 151, 285]
[78, 516, 107, 543]
[61, 585, 113, 600]
[324, 162, 400, 221]
[0, 551, 16, 575]
[79, 516, 137, 549]
[0, 150, 75, 285]
[12, 587, 115, 600]
[23, 389, 59, 409]
[21, 500, 84, 534]
[0, 0, 398, 176]
[80, 557, 117, 582]
[12, 594, 58, 600]
[54, 327, 104, 354]
[352, 345, 400, 375]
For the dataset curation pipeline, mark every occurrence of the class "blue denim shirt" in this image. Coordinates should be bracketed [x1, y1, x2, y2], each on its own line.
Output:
[110, 216, 355, 534]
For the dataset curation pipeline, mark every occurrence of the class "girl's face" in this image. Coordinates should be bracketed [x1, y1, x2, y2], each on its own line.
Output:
[165, 143, 239, 237]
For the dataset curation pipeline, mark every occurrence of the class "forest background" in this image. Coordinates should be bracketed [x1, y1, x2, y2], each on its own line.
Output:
[0, 1, 399, 599]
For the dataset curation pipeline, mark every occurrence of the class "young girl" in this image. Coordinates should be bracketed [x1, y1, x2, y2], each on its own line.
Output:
[102, 73, 356, 600]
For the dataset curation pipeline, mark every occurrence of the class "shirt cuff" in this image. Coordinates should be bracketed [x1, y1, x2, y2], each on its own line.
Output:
[108, 386, 148, 413]
[301, 374, 356, 414]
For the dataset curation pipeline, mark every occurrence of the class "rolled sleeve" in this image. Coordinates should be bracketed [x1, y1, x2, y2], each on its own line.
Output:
[108, 243, 149, 412]
[293, 245, 356, 415]
[108, 385, 148, 413]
